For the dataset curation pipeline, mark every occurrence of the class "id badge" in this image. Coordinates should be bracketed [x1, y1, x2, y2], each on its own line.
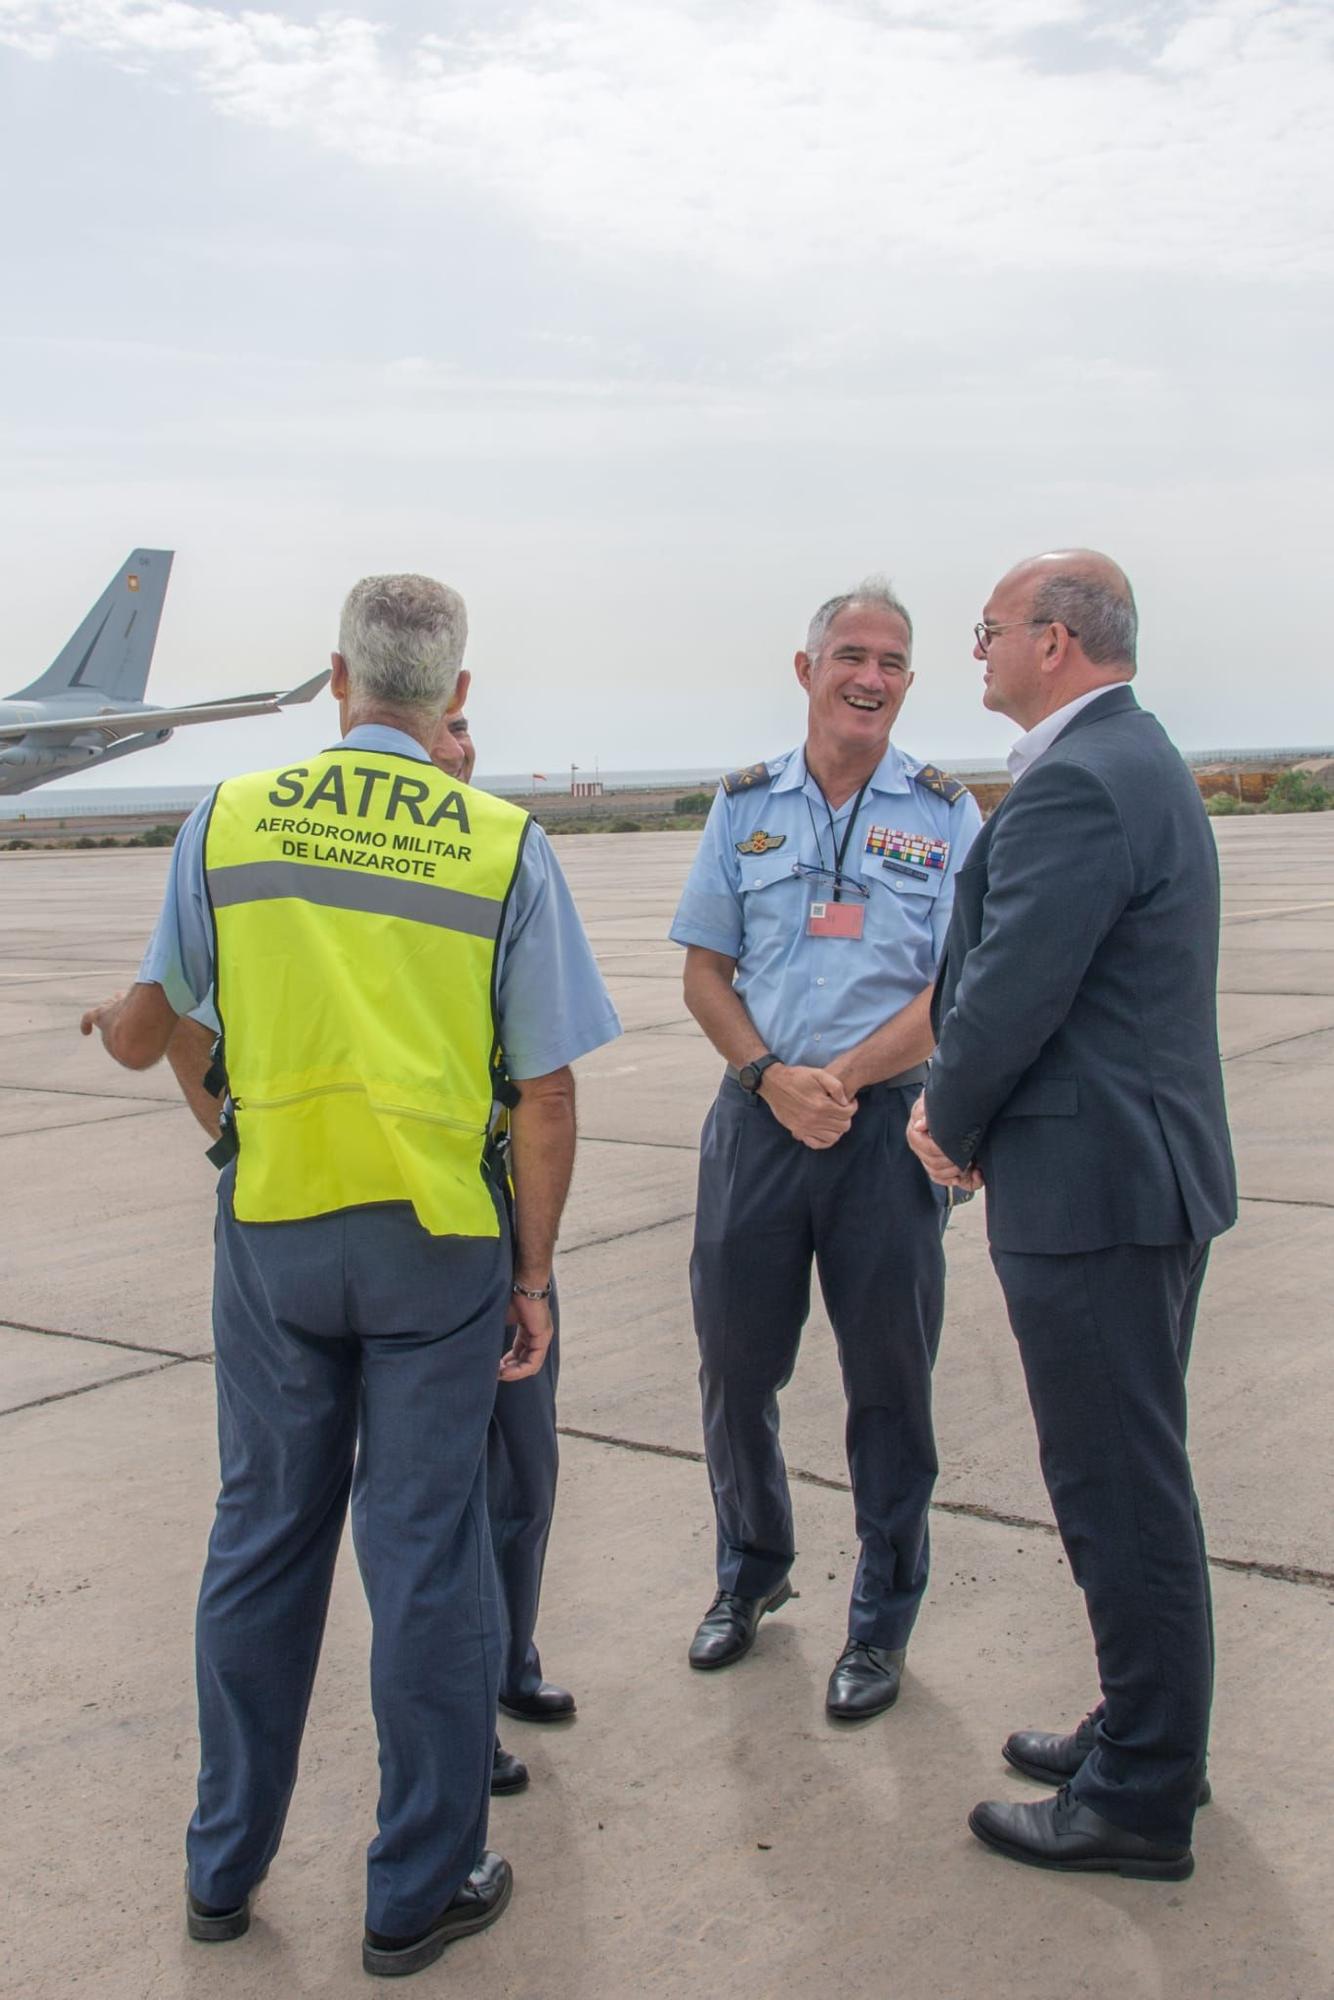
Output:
[807, 898, 865, 940]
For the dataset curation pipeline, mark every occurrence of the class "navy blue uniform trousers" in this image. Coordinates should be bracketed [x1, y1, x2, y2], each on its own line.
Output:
[993, 1240, 1213, 1846]
[691, 1078, 946, 1650]
[487, 1290, 560, 1701]
[188, 1165, 507, 1937]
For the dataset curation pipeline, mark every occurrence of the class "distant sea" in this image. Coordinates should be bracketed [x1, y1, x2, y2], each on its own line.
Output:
[8, 745, 1326, 821]
[6, 768, 747, 819]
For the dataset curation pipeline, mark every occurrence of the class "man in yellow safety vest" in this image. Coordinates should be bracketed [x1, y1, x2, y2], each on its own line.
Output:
[81, 573, 620, 1978]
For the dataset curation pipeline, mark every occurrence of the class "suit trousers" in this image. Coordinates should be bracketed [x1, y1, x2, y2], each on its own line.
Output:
[487, 1290, 560, 1701]
[691, 1078, 946, 1649]
[188, 1165, 507, 1936]
[992, 1239, 1213, 1846]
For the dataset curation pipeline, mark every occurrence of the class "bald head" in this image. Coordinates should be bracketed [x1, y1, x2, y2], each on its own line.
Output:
[1002, 549, 1138, 669]
[976, 548, 1137, 731]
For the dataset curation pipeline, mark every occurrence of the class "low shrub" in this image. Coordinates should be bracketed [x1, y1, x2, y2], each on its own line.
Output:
[1264, 769, 1331, 814]
[1204, 792, 1253, 816]
[674, 791, 714, 815]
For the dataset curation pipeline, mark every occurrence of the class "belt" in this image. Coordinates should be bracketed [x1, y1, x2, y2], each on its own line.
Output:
[725, 1060, 929, 1096]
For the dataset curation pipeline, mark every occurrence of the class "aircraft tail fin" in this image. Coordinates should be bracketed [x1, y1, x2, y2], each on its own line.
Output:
[15, 549, 174, 702]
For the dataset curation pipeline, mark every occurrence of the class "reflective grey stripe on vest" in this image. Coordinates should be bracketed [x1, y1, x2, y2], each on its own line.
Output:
[207, 859, 503, 940]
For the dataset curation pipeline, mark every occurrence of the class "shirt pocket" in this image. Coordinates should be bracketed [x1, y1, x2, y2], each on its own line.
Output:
[858, 846, 946, 904]
[738, 856, 797, 899]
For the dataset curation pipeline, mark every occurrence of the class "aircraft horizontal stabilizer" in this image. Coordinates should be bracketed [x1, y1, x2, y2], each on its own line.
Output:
[0, 670, 332, 745]
[280, 671, 332, 705]
[175, 670, 331, 713]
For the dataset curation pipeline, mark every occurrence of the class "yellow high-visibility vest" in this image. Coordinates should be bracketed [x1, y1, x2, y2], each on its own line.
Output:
[203, 746, 529, 1237]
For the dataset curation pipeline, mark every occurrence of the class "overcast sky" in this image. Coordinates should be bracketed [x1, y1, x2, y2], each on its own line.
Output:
[2, 0, 1330, 788]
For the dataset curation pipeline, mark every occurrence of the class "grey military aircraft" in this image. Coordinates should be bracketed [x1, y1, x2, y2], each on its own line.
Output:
[0, 548, 329, 796]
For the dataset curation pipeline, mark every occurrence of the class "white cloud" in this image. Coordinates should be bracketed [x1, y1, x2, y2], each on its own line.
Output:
[3, 0, 1331, 773]
[2, 0, 1330, 282]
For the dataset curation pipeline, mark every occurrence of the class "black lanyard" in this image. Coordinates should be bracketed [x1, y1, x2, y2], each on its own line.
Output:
[805, 780, 869, 901]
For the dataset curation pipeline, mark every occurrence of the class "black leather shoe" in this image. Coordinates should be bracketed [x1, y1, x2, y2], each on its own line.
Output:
[497, 1681, 576, 1723]
[491, 1743, 529, 1795]
[687, 1580, 793, 1670]
[185, 1865, 268, 1943]
[1003, 1709, 1099, 1782]
[1004, 1717, 1211, 1805]
[968, 1789, 1193, 1880]
[825, 1640, 906, 1720]
[363, 1852, 513, 1978]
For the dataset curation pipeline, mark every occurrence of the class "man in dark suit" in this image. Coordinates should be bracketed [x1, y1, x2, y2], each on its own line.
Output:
[908, 550, 1236, 1880]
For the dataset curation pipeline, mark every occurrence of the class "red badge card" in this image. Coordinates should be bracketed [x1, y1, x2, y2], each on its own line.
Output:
[807, 898, 865, 939]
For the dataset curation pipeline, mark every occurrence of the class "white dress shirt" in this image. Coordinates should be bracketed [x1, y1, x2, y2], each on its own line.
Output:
[1006, 685, 1123, 786]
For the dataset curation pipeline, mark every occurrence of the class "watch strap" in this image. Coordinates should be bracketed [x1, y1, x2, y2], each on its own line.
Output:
[737, 1053, 780, 1094]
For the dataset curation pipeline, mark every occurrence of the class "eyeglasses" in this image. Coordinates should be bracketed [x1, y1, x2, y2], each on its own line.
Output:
[790, 860, 870, 899]
[974, 619, 1079, 654]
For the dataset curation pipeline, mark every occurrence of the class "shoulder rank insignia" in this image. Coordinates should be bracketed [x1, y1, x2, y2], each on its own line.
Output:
[720, 761, 774, 795]
[912, 762, 968, 805]
[735, 829, 786, 856]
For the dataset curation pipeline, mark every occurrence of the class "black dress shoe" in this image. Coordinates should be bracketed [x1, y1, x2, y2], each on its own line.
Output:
[497, 1681, 576, 1723]
[185, 1864, 268, 1943]
[687, 1580, 793, 1671]
[363, 1851, 513, 1978]
[1003, 1710, 1099, 1782]
[968, 1789, 1193, 1880]
[825, 1640, 906, 1720]
[1004, 1717, 1212, 1805]
[491, 1743, 529, 1795]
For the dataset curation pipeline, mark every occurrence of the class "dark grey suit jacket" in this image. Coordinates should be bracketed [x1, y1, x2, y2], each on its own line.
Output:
[926, 686, 1237, 1254]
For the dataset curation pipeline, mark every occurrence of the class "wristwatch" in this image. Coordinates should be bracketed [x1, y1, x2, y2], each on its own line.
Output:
[737, 1053, 781, 1095]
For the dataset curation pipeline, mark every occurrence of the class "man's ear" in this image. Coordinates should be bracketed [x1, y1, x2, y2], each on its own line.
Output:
[1038, 626, 1068, 679]
[329, 651, 349, 699]
[446, 666, 471, 718]
[794, 650, 813, 695]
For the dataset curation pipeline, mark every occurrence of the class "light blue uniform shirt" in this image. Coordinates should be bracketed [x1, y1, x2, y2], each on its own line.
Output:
[669, 741, 982, 1066]
[140, 724, 621, 1079]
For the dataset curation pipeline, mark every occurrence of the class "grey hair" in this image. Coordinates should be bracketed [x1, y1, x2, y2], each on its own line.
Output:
[338, 574, 468, 713]
[1030, 571, 1137, 669]
[805, 575, 913, 658]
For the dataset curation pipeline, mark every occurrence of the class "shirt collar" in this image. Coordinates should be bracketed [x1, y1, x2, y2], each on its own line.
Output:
[771, 740, 913, 800]
[1006, 686, 1119, 785]
[335, 723, 432, 762]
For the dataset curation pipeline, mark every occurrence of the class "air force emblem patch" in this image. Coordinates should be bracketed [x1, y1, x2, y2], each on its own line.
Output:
[735, 829, 787, 856]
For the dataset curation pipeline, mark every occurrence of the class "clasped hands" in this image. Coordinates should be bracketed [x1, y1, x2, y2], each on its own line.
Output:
[758, 1062, 858, 1149]
[763, 1064, 984, 1188]
[905, 1092, 984, 1192]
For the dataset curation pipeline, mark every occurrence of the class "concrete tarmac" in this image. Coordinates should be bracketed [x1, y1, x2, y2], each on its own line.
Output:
[2, 816, 1332, 2000]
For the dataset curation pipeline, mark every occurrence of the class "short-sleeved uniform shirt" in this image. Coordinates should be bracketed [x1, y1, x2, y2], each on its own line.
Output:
[140, 723, 622, 1079]
[669, 741, 982, 1066]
